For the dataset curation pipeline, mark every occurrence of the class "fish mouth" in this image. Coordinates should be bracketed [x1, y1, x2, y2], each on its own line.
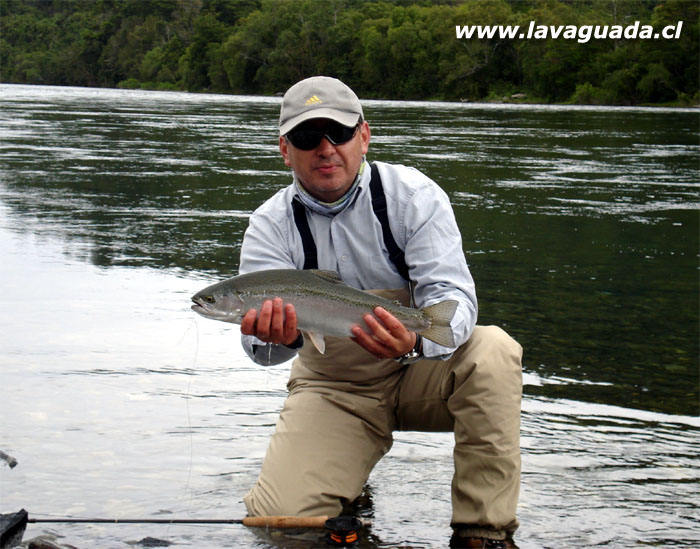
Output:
[191, 301, 217, 319]
[190, 296, 242, 323]
[191, 296, 209, 313]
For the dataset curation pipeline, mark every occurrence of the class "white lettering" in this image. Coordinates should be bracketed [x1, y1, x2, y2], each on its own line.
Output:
[594, 26, 608, 40]
[549, 25, 564, 39]
[455, 20, 684, 42]
[578, 25, 593, 43]
[624, 21, 640, 39]
[562, 26, 576, 40]
[675, 21, 683, 39]
[478, 26, 498, 39]
[455, 26, 475, 39]
[501, 25, 520, 39]
[639, 25, 654, 39]
[609, 26, 623, 40]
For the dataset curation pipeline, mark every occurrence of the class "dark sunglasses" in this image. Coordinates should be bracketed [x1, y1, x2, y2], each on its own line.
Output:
[286, 122, 359, 151]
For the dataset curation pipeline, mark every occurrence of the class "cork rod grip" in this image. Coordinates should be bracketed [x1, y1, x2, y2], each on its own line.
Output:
[242, 515, 330, 528]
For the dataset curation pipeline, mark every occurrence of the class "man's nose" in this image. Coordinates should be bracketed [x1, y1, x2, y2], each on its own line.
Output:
[315, 136, 336, 155]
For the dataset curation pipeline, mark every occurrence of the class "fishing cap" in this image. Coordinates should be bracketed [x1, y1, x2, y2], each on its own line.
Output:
[279, 76, 364, 136]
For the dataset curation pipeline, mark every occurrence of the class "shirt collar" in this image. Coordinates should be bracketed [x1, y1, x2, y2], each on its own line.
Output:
[293, 159, 368, 216]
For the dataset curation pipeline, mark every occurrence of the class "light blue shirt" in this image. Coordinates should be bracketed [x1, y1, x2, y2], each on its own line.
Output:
[239, 160, 478, 365]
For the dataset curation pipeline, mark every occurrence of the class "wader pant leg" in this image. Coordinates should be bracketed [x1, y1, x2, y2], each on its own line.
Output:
[396, 325, 523, 540]
[243, 381, 395, 517]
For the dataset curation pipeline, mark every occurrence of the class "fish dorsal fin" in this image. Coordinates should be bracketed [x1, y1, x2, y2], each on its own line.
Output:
[310, 270, 343, 284]
[304, 331, 326, 354]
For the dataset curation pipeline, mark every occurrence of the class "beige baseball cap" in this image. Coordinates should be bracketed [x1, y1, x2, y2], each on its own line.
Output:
[279, 76, 364, 136]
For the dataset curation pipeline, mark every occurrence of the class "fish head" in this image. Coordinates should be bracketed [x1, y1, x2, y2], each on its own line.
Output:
[191, 280, 247, 324]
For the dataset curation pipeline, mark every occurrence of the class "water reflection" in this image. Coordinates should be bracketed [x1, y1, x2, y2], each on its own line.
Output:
[519, 394, 699, 548]
[1, 85, 699, 547]
[2, 85, 698, 415]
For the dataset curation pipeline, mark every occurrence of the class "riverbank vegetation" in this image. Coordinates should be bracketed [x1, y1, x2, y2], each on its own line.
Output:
[1, 0, 697, 106]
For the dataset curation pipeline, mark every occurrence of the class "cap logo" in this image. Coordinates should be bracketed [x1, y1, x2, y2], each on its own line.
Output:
[305, 95, 322, 106]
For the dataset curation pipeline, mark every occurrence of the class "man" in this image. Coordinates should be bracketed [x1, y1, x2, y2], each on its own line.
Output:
[238, 76, 523, 548]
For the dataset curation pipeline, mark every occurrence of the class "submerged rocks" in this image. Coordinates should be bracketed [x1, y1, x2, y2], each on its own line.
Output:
[13, 534, 78, 549]
[134, 538, 171, 547]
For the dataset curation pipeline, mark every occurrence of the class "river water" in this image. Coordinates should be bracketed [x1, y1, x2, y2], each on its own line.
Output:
[0, 85, 698, 548]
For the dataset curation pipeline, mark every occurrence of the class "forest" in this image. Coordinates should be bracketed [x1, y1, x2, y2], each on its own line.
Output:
[1, 0, 698, 105]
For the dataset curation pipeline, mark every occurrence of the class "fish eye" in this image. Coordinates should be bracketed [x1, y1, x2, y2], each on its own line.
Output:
[204, 295, 215, 304]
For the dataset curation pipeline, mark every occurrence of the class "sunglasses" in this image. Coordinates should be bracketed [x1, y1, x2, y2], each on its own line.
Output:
[286, 122, 359, 151]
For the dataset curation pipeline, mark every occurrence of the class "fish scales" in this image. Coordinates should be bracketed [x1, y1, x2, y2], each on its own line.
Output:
[227, 274, 425, 333]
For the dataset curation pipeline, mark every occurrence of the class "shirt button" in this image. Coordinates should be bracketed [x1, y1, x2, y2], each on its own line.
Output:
[341, 255, 347, 261]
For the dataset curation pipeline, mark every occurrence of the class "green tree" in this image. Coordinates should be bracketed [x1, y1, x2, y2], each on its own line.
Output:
[643, 0, 699, 102]
[179, 11, 228, 90]
[444, 0, 517, 100]
[0, 0, 697, 105]
[100, 15, 171, 84]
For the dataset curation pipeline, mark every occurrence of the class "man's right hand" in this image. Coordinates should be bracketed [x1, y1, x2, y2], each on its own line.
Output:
[240, 297, 300, 346]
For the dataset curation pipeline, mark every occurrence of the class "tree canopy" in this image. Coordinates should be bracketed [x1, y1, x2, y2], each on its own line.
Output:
[1, 0, 697, 105]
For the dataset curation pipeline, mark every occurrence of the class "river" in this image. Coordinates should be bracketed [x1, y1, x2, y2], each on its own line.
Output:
[0, 84, 698, 548]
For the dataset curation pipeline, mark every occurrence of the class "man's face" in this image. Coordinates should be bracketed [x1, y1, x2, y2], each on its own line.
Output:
[279, 118, 371, 203]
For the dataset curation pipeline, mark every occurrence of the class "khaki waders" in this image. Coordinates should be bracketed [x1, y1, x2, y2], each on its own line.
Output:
[243, 288, 523, 539]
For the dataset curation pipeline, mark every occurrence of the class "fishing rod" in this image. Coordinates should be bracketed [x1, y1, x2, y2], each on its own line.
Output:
[28, 515, 348, 528]
[7, 511, 367, 547]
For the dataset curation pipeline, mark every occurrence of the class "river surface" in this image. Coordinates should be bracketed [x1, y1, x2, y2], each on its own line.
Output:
[0, 85, 698, 548]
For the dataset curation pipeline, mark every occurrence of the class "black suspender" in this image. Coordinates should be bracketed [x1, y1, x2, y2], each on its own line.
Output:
[291, 163, 409, 280]
[368, 163, 410, 281]
[291, 197, 318, 270]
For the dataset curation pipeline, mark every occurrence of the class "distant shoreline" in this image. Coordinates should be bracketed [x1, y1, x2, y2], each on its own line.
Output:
[2, 82, 698, 111]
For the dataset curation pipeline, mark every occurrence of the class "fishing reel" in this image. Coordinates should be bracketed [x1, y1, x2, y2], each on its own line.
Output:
[325, 515, 362, 547]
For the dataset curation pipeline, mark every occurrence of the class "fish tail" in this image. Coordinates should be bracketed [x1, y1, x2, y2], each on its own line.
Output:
[421, 300, 458, 348]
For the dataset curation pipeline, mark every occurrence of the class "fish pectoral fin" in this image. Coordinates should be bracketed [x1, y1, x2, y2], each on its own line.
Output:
[310, 270, 344, 284]
[304, 331, 326, 354]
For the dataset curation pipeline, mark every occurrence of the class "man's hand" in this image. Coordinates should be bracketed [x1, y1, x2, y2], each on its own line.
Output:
[240, 297, 300, 346]
[351, 306, 417, 360]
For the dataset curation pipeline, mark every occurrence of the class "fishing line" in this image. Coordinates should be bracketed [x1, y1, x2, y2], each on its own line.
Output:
[182, 316, 199, 515]
[172, 314, 201, 519]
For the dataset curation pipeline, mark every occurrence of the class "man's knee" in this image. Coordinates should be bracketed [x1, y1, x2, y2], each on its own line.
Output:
[244, 481, 343, 517]
[446, 326, 522, 394]
[468, 325, 523, 372]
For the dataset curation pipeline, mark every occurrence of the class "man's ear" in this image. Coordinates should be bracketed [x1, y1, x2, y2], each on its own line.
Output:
[359, 121, 371, 155]
[279, 135, 292, 167]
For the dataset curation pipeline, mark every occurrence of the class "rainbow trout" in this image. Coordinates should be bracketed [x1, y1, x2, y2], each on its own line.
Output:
[191, 269, 458, 354]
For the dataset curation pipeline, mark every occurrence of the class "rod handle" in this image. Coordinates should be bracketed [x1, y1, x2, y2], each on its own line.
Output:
[242, 515, 329, 528]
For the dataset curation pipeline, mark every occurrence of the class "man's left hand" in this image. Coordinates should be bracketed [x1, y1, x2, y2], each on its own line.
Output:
[351, 307, 416, 360]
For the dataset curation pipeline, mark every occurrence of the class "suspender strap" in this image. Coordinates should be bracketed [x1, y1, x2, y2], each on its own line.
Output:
[291, 197, 318, 270]
[369, 163, 410, 281]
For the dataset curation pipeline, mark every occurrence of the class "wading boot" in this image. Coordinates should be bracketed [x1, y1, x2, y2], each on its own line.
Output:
[449, 533, 520, 549]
